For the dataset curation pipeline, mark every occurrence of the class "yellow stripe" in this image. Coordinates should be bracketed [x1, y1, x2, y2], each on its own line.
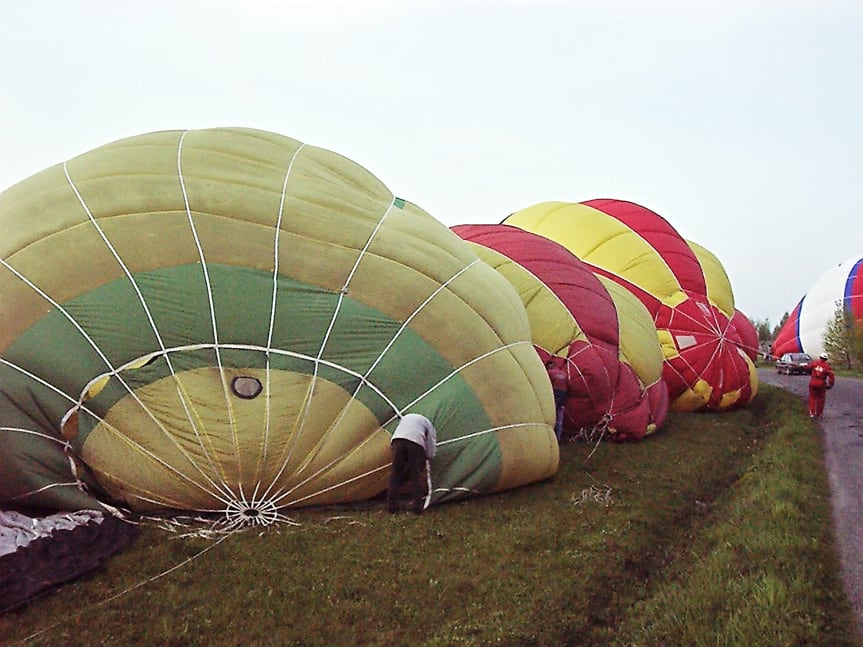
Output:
[687, 239, 735, 316]
[466, 243, 585, 355]
[597, 277, 664, 385]
[505, 202, 683, 301]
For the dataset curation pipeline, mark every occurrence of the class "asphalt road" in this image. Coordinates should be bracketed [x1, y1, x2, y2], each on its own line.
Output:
[757, 368, 863, 637]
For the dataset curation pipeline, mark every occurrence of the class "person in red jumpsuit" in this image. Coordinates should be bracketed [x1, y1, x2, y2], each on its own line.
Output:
[807, 352, 835, 418]
[545, 359, 569, 441]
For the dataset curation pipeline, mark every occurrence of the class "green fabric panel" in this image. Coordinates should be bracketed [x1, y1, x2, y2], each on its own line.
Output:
[8, 262, 486, 411]
[391, 383, 504, 499]
[1, 268, 209, 397]
[0, 365, 74, 438]
[0, 378, 103, 510]
[15, 262, 503, 501]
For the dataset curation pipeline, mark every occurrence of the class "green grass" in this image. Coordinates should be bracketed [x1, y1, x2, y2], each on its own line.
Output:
[2, 386, 859, 647]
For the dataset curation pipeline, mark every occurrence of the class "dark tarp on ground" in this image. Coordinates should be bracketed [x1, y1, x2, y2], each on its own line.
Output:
[0, 510, 139, 613]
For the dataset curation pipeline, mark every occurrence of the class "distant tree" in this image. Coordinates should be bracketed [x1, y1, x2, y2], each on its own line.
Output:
[754, 318, 773, 344]
[823, 301, 863, 369]
[855, 323, 863, 369]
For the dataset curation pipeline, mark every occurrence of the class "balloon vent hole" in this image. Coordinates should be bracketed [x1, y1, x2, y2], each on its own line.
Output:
[243, 508, 260, 518]
[231, 376, 262, 399]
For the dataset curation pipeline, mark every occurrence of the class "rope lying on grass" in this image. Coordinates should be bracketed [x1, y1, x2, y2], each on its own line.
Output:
[18, 532, 232, 645]
[568, 413, 612, 459]
[572, 484, 614, 507]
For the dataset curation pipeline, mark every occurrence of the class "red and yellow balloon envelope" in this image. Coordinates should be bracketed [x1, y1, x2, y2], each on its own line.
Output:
[503, 199, 758, 413]
[452, 224, 667, 441]
[0, 127, 558, 519]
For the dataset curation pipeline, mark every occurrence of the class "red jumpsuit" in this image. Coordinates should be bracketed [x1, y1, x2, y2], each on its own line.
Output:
[807, 358, 835, 418]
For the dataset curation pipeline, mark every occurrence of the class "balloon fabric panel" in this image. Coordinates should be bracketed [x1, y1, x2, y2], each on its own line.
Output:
[771, 301, 804, 358]
[845, 258, 863, 320]
[503, 202, 683, 309]
[583, 199, 708, 298]
[686, 239, 735, 317]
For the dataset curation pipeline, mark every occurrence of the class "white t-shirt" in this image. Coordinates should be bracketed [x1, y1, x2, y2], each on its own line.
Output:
[391, 413, 437, 459]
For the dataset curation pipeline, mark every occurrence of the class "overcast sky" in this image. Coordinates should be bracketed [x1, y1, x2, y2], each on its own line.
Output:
[2, 0, 860, 326]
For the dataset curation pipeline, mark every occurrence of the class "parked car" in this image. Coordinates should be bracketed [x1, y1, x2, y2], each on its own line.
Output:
[775, 352, 812, 375]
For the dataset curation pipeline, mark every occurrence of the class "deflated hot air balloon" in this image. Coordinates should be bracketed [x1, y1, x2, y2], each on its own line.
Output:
[686, 239, 760, 362]
[452, 224, 666, 441]
[503, 199, 757, 412]
[596, 276, 669, 437]
[772, 256, 863, 359]
[0, 127, 558, 522]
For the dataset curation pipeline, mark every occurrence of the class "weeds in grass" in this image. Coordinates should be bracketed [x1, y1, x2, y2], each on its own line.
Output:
[1, 386, 858, 647]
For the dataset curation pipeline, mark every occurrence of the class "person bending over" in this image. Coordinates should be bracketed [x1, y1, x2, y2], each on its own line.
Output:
[387, 413, 437, 514]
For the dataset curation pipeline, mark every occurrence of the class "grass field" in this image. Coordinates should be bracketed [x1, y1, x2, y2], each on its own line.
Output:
[2, 385, 860, 647]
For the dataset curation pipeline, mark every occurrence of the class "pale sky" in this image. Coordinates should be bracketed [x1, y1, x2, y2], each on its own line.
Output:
[2, 0, 860, 327]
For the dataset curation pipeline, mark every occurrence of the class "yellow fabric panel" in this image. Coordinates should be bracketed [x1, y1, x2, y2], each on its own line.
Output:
[718, 389, 742, 410]
[670, 379, 712, 412]
[329, 205, 533, 369]
[687, 239, 735, 316]
[274, 397, 392, 508]
[465, 243, 584, 356]
[494, 422, 559, 491]
[663, 290, 690, 309]
[0, 217, 152, 353]
[597, 276, 664, 384]
[746, 356, 759, 400]
[656, 328, 681, 360]
[0, 162, 109, 261]
[505, 201, 682, 301]
[81, 368, 389, 510]
[457, 344, 553, 430]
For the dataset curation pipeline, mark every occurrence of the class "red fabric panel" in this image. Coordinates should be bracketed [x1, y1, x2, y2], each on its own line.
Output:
[770, 301, 804, 357]
[582, 198, 708, 297]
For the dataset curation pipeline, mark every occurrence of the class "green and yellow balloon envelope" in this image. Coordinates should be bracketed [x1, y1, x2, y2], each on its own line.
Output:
[0, 128, 557, 518]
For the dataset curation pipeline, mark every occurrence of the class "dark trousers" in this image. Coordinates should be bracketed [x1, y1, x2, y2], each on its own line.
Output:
[387, 439, 427, 512]
[553, 390, 567, 440]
